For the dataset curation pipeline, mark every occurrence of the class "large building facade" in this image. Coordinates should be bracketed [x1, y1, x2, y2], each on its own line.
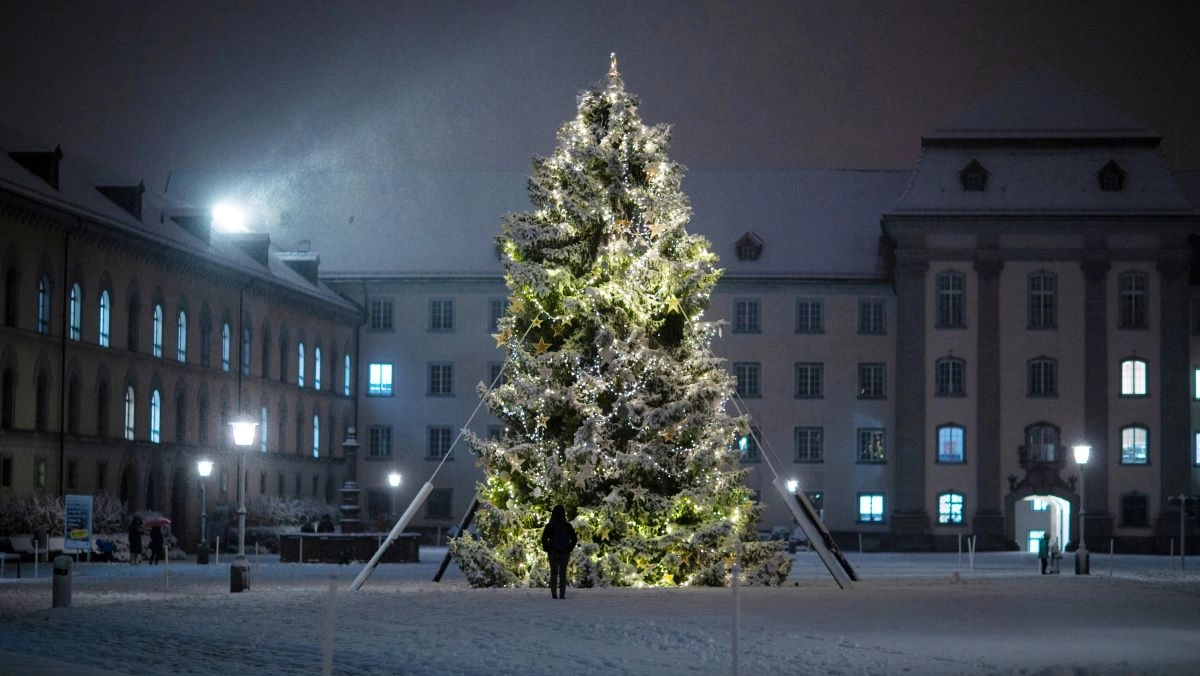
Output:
[0, 125, 361, 548]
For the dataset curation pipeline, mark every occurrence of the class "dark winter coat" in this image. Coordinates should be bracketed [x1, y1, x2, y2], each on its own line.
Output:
[149, 526, 165, 554]
[541, 506, 578, 554]
[127, 520, 143, 555]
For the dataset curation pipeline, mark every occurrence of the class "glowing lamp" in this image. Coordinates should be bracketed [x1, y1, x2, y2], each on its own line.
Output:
[212, 201, 248, 232]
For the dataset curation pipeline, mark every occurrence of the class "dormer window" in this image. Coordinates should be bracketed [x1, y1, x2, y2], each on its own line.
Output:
[735, 232, 764, 261]
[1098, 160, 1126, 192]
[959, 159, 988, 192]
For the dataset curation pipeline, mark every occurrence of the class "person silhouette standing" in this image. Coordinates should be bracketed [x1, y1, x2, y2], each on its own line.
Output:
[127, 516, 143, 565]
[541, 505, 577, 600]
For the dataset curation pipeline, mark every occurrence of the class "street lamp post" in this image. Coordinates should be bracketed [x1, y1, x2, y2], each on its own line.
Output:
[229, 414, 258, 592]
[388, 471, 401, 520]
[1072, 444, 1091, 575]
[197, 459, 213, 565]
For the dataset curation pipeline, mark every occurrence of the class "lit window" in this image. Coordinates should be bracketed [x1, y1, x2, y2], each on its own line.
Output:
[1194, 431, 1200, 466]
[221, 323, 231, 371]
[177, 310, 188, 362]
[1031, 498, 1049, 512]
[737, 425, 762, 463]
[241, 327, 251, 376]
[858, 428, 885, 463]
[938, 492, 964, 524]
[298, 342, 305, 387]
[1118, 272, 1148, 329]
[733, 299, 760, 333]
[260, 406, 269, 453]
[937, 425, 964, 463]
[124, 386, 135, 440]
[858, 493, 885, 523]
[1120, 425, 1149, 464]
[368, 363, 393, 396]
[344, 354, 352, 396]
[858, 299, 886, 335]
[1194, 366, 1200, 400]
[68, 283, 81, 340]
[794, 427, 823, 462]
[312, 415, 320, 458]
[152, 304, 163, 357]
[98, 290, 110, 347]
[427, 425, 453, 459]
[936, 271, 965, 328]
[858, 363, 885, 398]
[795, 363, 823, 398]
[1025, 423, 1059, 462]
[935, 357, 965, 396]
[429, 299, 455, 331]
[314, 347, 322, 391]
[149, 389, 161, 443]
[1028, 358, 1057, 397]
[1120, 358, 1147, 396]
[795, 298, 823, 333]
[36, 275, 50, 334]
[734, 362, 760, 398]
[1028, 271, 1056, 329]
[428, 362, 454, 396]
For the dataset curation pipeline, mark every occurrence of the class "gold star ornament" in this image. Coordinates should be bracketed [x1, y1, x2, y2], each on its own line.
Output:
[532, 337, 552, 355]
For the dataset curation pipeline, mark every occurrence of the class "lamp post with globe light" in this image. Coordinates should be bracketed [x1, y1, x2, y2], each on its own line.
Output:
[1072, 443, 1091, 575]
[196, 459, 213, 564]
[229, 413, 258, 592]
[388, 471, 401, 519]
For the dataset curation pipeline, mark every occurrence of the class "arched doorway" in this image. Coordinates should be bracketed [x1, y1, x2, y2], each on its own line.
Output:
[1014, 495, 1071, 553]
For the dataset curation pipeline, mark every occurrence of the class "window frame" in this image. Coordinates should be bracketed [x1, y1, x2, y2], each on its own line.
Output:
[936, 424, 965, 464]
[1120, 358, 1148, 397]
[98, 290, 111, 347]
[857, 428, 886, 464]
[1027, 271, 1057, 329]
[733, 298, 761, 333]
[1119, 424, 1150, 465]
[428, 362, 455, 397]
[152, 304, 164, 358]
[857, 492, 885, 523]
[734, 362, 761, 398]
[857, 298, 886, 335]
[68, 282, 81, 340]
[935, 271, 966, 329]
[794, 362, 823, 399]
[857, 362, 885, 399]
[795, 298, 823, 334]
[149, 389, 161, 443]
[794, 426, 823, 463]
[935, 356, 966, 397]
[937, 492, 965, 525]
[427, 425, 453, 460]
[368, 298, 394, 331]
[367, 363, 394, 397]
[367, 425, 393, 459]
[1118, 271, 1148, 329]
[1028, 357, 1057, 398]
[429, 298, 455, 332]
[177, 310, 188, 362]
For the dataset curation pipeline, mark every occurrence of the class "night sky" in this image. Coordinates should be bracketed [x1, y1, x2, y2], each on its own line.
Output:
[3, 0, 1199, 193]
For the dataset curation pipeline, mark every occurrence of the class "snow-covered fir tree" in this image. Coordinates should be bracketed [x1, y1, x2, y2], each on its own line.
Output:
[450, 55, 789, 588]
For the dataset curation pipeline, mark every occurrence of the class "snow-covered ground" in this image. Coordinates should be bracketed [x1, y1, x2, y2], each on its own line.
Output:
[1, 547, 1198, 675]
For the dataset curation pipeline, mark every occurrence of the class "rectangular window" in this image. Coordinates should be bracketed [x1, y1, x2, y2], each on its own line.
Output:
[1120, 359, 1148, 396]
[1194, 366, 1200, 401]
[428, 362, 454, 396]
[427, 426, 453, 459]
[34, 457, 46, 489]
[427, 487, 453, 519]
[1028, 272, 1057, 329]
[1120, 426, 1149, 464]
[794, 427, 823, 462]
[858, 493, 885, 523]
[858, 428, 886, 463]
[938, 493, 964, 525]
[1119, 272, 1148, 329]
[367, 363, 394, 397]
[794, 362, 823, 398]
[487, 425, 505, 441]
[1029, 359, 1057, 397]
[858, 299, 886, 335]
[937, 426, 965, 463]
[489, 299, 509, 332]
[1194, 430, 1200, 466]
[487, 362, 506, 388]
[733, 299, 760, 333]
[367, 425, 393, 459]
[429, 299, 455, 332]
[935, 358, 965, 397]
[1120, 493, 1149, 527]
[795, 298, 823, 334]
[369, 299, 394, 331]
[734, 362, 761, 398]
[936, 272, 965, 328]
[858, 363, 885, 399]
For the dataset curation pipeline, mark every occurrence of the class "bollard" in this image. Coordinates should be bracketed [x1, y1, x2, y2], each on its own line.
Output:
[52, 555, 72, 608]
[230, 558, 250, 593]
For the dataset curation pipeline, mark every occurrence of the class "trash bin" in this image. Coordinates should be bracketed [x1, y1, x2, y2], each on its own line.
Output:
[52, 555, 72, 608]
[230, 558, 250, 593]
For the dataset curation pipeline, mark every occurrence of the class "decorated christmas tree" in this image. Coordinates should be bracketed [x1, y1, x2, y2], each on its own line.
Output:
[449, 55, 789, 588]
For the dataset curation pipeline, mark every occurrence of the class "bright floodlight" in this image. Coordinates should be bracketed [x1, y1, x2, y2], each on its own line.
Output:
[786, 479, 799, 494]
[212, 201, 248, 232]
[197, 459, 214, 478]
[388, 471, 401, 488]
[229, 413, 259, 447]
[1073, 444, 1091, 465]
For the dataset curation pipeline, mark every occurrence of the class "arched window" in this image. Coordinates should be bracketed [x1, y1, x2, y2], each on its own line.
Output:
[149, 389, 161, 443]
[344, 354, 351, 396]
[312, 415, 320, 458]
[221, 323, 231, 372]
[937, 492, 965, 525]
[260, 406, 269, 453]
[298, 342, 306, 387]
[152, 304, 164, 358]
[1120, 358, 1148, 396]
[36, 275, 50, 334]
[98, 290, 111, 347]
[124, 386, 136, 440]
[68, 283, 81, 340]
[1120, 425, 1149, 464]
[1025, 422, 1059, 463]
[314, 347, 322, 391]
[241, 326, 252, 376]
[176, 310, 187, 362]
[1028, 357, 1057, 397]
[935, 357, 965, 396]
[936, 424, 965, 463]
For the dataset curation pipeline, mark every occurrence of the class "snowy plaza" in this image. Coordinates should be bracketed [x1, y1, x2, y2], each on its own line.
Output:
[1, 549, 1198, 676]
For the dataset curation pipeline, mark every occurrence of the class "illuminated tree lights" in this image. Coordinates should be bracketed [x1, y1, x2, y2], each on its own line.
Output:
[449, 55, 789, 588]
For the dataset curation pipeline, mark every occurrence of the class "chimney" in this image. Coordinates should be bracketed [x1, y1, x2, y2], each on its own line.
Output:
[224, 231, 272, 267]
[278, 251, 320, 285]
[168, 209, 211, 245]
[96, 181, 146, 220]
[8, 145, 64, 190]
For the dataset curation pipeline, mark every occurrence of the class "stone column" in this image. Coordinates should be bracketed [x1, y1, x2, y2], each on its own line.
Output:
[1081, 256, 1111, 546]
[339, 428, 363, 533]
[1156, 252, 1192, 537]
[891, 248, 930, 540]
[973, 252, 1005, 547]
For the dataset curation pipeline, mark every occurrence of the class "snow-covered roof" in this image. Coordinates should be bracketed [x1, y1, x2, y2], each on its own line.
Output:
[167, 168, 911, 280]
[0, 122, 359, 314]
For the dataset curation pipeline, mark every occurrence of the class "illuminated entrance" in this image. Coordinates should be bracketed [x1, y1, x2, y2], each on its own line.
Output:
[1015, 494, 1071, 553]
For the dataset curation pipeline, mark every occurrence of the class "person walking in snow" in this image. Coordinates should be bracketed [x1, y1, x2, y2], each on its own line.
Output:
[541, 505, 577, 599]
[148, 525, 165, 565]
[1038, 532, 1050, 574]
[127, 515, 143, 565]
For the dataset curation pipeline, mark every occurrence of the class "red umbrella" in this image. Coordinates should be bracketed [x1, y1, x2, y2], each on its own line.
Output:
[143, 517, 171, 528]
